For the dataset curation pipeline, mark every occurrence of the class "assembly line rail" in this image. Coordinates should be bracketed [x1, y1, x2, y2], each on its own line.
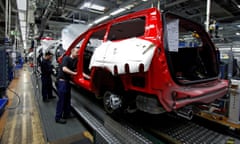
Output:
[50, 73, 239, 144]
[70, 84, 239, 144]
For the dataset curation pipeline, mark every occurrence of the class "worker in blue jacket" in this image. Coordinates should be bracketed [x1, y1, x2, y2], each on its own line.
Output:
[40, 51, 56, 102]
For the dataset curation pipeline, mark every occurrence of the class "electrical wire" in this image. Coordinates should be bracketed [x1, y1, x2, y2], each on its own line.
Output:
[6, 87, 21, 109]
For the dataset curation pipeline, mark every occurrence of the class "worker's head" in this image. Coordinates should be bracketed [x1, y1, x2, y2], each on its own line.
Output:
[45, 51, 53, 60]
[71, 47, 79, 59]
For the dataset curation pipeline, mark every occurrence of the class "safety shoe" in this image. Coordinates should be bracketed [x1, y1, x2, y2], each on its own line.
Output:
[48, 96, 56, 99]
[43, 99, 50, 103]
[62, 113, 75, 119]
[55, 118, 67, 124]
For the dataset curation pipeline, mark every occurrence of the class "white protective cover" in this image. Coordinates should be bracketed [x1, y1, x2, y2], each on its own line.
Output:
[89, 37, 156, 74]
[61, 24, 88, 50]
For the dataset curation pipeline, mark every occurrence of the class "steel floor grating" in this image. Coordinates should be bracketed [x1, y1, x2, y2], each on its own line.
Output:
[31, 72, 87, 143]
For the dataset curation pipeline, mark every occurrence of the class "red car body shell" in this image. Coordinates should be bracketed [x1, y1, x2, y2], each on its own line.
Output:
[59, 8, 229, 112]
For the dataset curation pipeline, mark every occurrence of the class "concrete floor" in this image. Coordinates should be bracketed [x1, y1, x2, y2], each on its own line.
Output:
[0, 65, 92, 144]
[1, 66, 45, 144]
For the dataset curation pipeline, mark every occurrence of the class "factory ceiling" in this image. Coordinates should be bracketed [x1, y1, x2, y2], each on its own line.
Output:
[0, 0, 240, 46]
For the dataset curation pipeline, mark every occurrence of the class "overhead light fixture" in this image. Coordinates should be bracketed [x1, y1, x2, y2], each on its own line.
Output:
[20, 21, 26, 28]
[80, 2, 90, 9]
[236, 32, 240, 35]
[19, 12, 26, 21]
[80, 2, 106, 12]
[17, 0, 27, 11]
[93, 15, 110, 24]
[90, 4, 106, 11]
[88, 23, 93, 27]
[232, 0, 240, 8]
[17, 0, 27, 49]
[124, 4, 135, 9]
[218, 26, 223, 30]
[110, 8, 126, 16]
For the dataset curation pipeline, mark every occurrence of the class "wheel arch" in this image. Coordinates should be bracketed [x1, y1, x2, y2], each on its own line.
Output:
[90, 67, 124, 98]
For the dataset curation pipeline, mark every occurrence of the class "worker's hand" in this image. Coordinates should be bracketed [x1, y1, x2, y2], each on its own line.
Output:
[52, 69, 57, 75]
[73, 71, 77, 75]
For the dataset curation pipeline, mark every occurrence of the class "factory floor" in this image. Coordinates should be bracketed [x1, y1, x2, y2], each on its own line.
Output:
[0, 65, 92, 144]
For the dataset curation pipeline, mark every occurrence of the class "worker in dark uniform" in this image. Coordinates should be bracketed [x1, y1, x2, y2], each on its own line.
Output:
[55, 47, 79, 124]
[40, 51, 55, 102]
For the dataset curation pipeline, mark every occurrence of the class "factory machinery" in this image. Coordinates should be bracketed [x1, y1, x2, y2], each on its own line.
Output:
[62, 80, 240, 144]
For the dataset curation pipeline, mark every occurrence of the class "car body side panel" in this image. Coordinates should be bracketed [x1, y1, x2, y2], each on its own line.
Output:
[89, 38, 156, 74]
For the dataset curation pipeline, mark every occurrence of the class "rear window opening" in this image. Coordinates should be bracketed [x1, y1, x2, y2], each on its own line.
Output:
[164, 13, 219, 84]
[107, 17, 146, 41]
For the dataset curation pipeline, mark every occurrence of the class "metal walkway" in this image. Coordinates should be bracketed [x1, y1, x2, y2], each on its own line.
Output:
[152, 116, 239, 144]
[70, 81, 240, 144]
[31, 69, 90, 143]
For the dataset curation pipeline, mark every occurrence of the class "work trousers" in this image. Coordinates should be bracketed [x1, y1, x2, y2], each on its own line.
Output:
[41, 76, 53, 100]
[55, 80, 71, 120]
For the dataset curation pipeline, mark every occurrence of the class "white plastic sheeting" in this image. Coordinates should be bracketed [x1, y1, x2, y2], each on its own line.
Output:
[40, 39, 57, 54]
[61, 24, 88, 50]
[89, 37, 156, 74]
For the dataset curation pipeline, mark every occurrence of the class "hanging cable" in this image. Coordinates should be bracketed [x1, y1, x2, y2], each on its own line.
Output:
[6, 88, 21, 109]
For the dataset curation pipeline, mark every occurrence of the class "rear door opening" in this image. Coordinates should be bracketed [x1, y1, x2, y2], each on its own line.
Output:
[164, 13, 219, 84]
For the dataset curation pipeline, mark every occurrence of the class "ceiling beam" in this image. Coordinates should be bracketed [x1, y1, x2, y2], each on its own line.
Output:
[0, 27, 4, 34]
[47, 20, 71, 28]
[213, 1, 232, 16]
[164, 0, 189, 8]
[64, 5, 101, 17]
[217, 15, 240, 22]
[0, 0, 4, 13]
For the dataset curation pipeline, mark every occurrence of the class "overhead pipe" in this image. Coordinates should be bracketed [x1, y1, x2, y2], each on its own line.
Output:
[38, 0, 54, 39]
[42, 0, 54, 19]
[206, 0, 211, 32]
[8, 0, 11, 38]
[5, 0, 9, 38]
[157, 0, 160, 10]
[227, 45, 233, 79]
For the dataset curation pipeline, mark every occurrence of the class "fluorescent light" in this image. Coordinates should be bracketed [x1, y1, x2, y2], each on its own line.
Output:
[110, 8, 126, 16]
[124, 4, 135, 9]
[17, 0, 27, 11]
[23, 42, 27, 50]
[219, 47, 240, 52]
[236, 32, 240, 35]
[19, 12, 25, 21]
[218, 26, 223, 30]
[20, 21, 26, 28]
[17, 0, 27, 49]
[88, 23, 93, 27]
[81, 2, 90, 8]
[21, 29, 26, 34]
[80, 2, 106, 11]
[90, 4, 106, 11]
[94, 15, 110, 24]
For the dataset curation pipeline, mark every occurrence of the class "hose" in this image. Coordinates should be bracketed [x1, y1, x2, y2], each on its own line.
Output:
[6, 88, 21, 109]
